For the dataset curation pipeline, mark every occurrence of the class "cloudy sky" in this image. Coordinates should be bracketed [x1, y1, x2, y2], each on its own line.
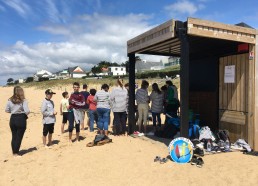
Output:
[0, 0, 258, 85]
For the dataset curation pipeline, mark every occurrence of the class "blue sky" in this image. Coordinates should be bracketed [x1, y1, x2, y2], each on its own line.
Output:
[0, 0, 258, 85]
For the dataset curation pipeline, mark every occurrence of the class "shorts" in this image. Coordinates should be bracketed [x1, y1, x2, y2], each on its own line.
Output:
[62, 112, 68, 123]
[43, 123, 54, 136]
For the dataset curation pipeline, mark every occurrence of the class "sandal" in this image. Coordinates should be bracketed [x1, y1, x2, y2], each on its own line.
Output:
[154, 156, 161, 162]
[190, 156, 198, 165]
[86, 142, 95, 147]
[196, 157, 204, 168]
[160, 158, 168, 164]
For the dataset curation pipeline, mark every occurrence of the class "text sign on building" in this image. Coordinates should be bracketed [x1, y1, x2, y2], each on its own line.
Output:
[224, 65, 235, 83]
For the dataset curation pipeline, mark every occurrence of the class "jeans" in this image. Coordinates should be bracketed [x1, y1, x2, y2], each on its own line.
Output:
[152, 112, 161, 127]
[10, 114, 27, 154]
[89, 109, 98, 132]
[113, 112, 127, 135]
[97, 108, 110, 131]
[68, 111, 80, 133]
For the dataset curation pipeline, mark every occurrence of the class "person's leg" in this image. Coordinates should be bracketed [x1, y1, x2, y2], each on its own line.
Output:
[14, 116, 27, 154]
[42, 125, 48, 147]
[121, 112, 127, 135]
[68, 111, 75, 142]
[103, 109, 110, 136]
[97, 108, 104, 135]
[137, 104, 143, 132]
[113, 112, 120, 135]
[89, 110, 94, 132]
[9, 116, 17, 155]
[152, 112, 157, 127]
[157, 113, 162, 128]
[80, 110, 85, 130]
[142, 104, 149, 134]
[75, 123, 80, 142]
[48, 124, 54, 145]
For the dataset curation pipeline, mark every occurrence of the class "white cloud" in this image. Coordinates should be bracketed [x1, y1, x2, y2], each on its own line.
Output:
[164, 0, 205, 20]
[0, 13, 158, 85]
[2, 0, 31, 18]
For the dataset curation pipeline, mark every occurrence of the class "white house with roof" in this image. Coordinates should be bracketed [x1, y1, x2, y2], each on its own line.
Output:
[34, 70, 54, 81]
[108, 66, 126, 76]
[68, 66, 87, 78]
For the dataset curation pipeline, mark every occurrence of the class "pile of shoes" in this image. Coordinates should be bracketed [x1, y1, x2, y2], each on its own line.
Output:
[154, 156, 168, 164]
[190, 155, 204, 168]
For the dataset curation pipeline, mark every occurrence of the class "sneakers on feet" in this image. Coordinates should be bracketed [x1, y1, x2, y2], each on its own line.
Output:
[138, 133, 144, 137]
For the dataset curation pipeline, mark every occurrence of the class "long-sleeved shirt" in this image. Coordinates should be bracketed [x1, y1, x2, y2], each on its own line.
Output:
[94, 90, 111, 109]
[41, 99, 56, 124]
[110, 87, 128, 112]
[135, 88, 149, 104]
[150, 91, 164, 113]
[5, 100, 30, 115]
[69, 92, 85, 109]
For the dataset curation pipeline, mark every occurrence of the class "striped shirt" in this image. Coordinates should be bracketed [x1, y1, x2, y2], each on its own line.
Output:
[150, 91, 164, 113]
[110, 87, 128, 112]
[94, 90, 111, 109]
[135, 88, 149, 104]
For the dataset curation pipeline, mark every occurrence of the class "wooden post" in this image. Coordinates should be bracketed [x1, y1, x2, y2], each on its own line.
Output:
[248, 44, 255, 148]
[178, 23, 189, 138]
[254, 31, 258, 151]
[128, 53, 136, 134]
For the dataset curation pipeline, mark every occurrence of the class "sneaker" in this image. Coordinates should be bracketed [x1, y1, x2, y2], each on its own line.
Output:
[133, 131, 140, 135]
[190, 155, 198, 165]
[138, 133, 145, 137]
[193, 148, 204, 157]
[196, 157, 204, 168]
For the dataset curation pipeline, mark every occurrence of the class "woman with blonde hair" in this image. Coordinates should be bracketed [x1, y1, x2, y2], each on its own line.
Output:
[5, 86, 30, 157]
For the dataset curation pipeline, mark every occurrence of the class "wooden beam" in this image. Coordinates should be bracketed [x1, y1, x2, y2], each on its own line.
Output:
[254, 31, 258, 150]
[127, 20, 176, 53]
[248, 44, 255, 148]
[128, 53, 136, 134]
[187, 17, 256, 44]
[178, 23, 189, 138]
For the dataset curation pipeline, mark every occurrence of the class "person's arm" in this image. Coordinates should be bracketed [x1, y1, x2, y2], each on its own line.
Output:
[23, 100, 30, 115]
[41, 100, 53, 117]
[5, 101, 11, 113]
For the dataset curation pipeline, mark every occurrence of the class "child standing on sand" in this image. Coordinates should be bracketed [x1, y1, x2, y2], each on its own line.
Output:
[60, 91, 69, 134]
[41, 89, 57, 148]
[86, 89, 98, 132]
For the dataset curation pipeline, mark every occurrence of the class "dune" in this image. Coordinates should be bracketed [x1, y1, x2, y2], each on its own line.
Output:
[0, 85, 258, 186]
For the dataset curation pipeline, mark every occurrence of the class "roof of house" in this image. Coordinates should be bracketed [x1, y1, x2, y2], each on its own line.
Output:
[68, 66, 86, 74]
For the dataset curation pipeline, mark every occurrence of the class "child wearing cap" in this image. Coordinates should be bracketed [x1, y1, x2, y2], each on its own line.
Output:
[60, 91, 69, 134]
[41, 89, 57, 148]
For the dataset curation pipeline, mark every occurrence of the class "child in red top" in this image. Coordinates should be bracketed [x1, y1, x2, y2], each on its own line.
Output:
[86, 89, 98, 132]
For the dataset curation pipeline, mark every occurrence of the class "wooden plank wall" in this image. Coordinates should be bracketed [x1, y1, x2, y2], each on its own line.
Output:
[219, 53, 249, 142]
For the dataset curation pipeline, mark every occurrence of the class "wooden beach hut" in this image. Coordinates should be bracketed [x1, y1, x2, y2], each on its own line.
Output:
[127, 17, 258, 150]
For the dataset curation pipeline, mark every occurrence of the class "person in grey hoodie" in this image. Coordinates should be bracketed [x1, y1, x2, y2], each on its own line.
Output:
[5, 86, 30, 157]
[110, 79, 128, 135]
[41, 89, 57, 148]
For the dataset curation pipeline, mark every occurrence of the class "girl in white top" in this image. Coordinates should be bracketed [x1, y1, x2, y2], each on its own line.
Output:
[110, 79, 128, 135]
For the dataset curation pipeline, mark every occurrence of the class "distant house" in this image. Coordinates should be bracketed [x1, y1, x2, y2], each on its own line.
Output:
[164, 56, 180, 67]
[96, 67, 109, 76]
[68, 66, 86, 78]
[34, 70, 54, 81]
[108, 66, 126, 76]
[54, 69, 69, 79]
[18, 78, 25, 83]
[135, 59, 163, 73]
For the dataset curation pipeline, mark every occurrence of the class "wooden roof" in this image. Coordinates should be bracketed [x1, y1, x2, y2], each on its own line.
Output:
[127, 17, 257, 55]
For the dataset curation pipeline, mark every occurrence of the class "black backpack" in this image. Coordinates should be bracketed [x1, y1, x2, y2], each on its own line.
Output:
[217, 130, 230, 142]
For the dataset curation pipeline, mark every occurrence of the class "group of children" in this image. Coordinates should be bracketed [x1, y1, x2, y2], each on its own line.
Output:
[5, 79, 179, 156]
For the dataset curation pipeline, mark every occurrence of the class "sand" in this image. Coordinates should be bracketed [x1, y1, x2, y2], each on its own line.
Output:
[1, 86, 258, 186]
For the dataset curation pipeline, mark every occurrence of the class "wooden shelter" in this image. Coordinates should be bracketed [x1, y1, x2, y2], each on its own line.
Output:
[127, 17, 258, 150]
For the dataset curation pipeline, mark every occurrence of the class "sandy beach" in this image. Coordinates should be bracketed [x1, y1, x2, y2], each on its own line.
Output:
[1, 86, 258, 186]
